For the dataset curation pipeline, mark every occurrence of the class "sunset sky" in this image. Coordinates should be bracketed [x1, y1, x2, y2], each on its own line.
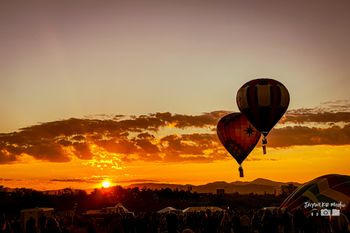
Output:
[1, 1, 350, 190]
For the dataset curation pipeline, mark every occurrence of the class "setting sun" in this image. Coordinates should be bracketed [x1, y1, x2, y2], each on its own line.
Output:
[102, 180, 111, 188]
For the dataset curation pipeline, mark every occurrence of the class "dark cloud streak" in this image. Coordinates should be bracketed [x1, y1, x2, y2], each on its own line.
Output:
[269, 124, 350, 147]
[284, 112, 350, 124]
[0, 107, 350, 165]
[283, 100, 350, 124]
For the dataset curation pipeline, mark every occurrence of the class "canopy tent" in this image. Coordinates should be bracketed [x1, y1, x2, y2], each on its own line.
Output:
[105, 203, 133, 214]
[157, 207, 182, 214]
[183, 206, 224, 213]
[280, 174, 350, 213]
[20, 208, 54, 233]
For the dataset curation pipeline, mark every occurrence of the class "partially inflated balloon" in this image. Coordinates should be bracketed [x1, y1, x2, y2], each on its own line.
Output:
[236, 78, 289, 154]
[217, 113, 261, 177]
[280, 174, 350, 213]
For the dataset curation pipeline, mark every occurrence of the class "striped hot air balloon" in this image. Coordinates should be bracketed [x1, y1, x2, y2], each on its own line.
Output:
[236, 78, 290, 154]
[280, 174, 350, 213]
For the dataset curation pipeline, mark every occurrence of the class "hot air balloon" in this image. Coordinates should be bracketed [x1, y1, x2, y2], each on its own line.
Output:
[217, 113, 261, 177]
[280, 174, 350, 213]
[236, 78, 290, 154]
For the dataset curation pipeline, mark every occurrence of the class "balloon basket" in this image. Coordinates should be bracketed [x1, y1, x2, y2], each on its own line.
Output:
[262, 137, 267, 155]
[239, 166, 244, 177]
[262, 145, 266, 154]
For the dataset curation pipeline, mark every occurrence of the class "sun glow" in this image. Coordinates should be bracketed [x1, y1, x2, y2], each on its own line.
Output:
[102, 180, 111, 188]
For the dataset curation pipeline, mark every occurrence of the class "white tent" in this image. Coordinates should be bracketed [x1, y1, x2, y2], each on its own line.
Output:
[20, 208, 54, 233]
[106, 203, 132, 214]
[157, 207, 182, 214]
[182, 206, 224, 213]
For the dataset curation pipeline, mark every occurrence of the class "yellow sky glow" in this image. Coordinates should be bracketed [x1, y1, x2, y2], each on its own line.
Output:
[1, 145, 349, 191]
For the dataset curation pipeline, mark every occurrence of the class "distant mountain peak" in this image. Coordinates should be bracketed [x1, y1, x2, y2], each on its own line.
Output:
[250, 178, 283, 186]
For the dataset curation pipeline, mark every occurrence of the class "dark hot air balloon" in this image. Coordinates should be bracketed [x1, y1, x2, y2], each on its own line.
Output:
[236, 78, 290, 154]
[217, 113, 261, 177]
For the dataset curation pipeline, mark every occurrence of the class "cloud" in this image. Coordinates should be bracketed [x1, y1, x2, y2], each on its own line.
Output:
[319, 100, 350, 112]
[134, 139, 160, 154]
[151, 112, 219, 128]
[26, 140, 70, 162]
[95, 139, 138, 155]
[0, 178, 14, 181]
[268, 124, 350, 147]
[0, 112, 225, 165]
[0, 105, 350, 165]
[0, 150, 17, 164]
[72, 143, 94, 160]
[115, 179, 159, 184]
[159, 133, 226, 162]
[283, 100, 350, 124]
[50, 178, 89, 183]
[283, 112, 350, 124]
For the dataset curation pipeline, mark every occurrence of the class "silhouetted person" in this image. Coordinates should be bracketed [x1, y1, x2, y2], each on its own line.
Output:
[26, 217, 37, 233]
[0, 214, 11, 233]
[203, 210, 220, 233]
[220, 211, 232, 232]
[232, 212, 241, 233]
[87, 218, 97, 233]
[108, 214, 124, 233]
[293, 208, 306, 233]
[261, 209, 274, 233]
[240, 212, 251, 233]
[162, 213, 179, 233]
[12, 216, 21, 233]
[270, 209, 280, 233]
[281, 209, 292, 233]
[44, 217, 61, 233]
[39, 214, 46, 233]
[251, 211, 260, 233]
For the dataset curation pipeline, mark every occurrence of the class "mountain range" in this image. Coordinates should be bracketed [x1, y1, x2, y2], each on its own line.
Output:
[127, 178, 301, 194]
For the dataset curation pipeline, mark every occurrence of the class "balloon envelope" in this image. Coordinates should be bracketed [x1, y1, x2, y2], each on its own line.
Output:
[236, 78, 290, 136]
[280, 174, 350, 213]
[217, 113, 261, 165]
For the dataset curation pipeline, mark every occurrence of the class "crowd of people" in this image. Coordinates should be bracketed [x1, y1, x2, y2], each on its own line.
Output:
[1, 208, 350, 233]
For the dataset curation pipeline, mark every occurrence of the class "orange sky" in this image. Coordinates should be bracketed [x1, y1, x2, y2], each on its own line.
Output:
[1, 145, 350, 190]
[1, 106, 350, 190]
[1, 1, 350, 190]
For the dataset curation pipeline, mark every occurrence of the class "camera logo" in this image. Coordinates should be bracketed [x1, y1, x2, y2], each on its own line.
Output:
[320, 209, 331, 216]
[331, 209, 340, 216]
